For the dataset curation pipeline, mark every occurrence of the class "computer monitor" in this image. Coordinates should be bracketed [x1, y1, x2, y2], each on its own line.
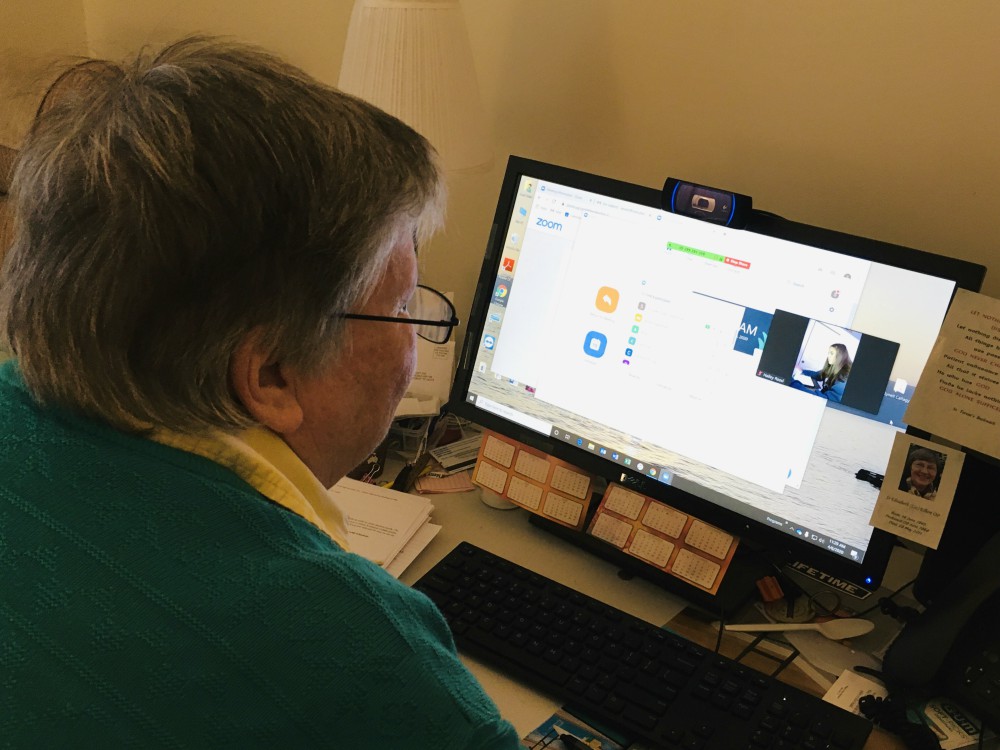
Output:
[449, 155, 986, 607]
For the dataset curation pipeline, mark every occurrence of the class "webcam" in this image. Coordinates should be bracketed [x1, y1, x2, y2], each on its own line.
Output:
[662, 178, 753, 229]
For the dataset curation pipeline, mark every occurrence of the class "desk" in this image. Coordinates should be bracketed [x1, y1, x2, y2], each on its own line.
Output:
[399, 487, 905, 749]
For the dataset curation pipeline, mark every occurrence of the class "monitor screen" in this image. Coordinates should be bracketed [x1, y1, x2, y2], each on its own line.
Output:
[450, 156, 985, 595]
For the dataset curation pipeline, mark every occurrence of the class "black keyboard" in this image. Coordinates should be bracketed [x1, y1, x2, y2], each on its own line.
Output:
[413, 542, 873, 749]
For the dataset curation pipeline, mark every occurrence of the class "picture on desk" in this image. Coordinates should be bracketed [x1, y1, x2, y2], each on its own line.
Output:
[521, 709, 626, 750]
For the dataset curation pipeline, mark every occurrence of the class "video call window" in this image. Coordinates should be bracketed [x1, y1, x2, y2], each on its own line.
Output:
[756, 310, 900, 417]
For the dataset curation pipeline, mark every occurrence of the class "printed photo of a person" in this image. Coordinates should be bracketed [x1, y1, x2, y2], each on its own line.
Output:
[898, 446, 944, 500]
[793, 343, 853, 403]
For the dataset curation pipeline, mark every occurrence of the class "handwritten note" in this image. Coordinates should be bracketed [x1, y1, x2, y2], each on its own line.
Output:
[904, 289, 1000, 460]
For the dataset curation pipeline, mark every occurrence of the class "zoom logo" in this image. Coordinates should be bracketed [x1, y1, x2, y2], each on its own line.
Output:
[535, 217, 563, 231]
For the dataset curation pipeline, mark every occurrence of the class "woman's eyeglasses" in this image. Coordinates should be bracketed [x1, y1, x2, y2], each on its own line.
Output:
[339, 285, 459, 344]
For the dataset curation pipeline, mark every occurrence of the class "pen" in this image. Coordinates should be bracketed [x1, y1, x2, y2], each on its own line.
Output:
[552, 726, 595, 750]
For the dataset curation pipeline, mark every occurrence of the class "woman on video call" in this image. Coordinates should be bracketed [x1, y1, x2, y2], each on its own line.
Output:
[794, 342, 853, 403]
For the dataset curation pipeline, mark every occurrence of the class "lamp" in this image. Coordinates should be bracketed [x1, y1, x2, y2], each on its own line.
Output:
[338, 0, 492, 173]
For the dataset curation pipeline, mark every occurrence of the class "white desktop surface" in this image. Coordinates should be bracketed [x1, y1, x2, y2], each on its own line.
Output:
[398, 485, 911, 749]
[398, 486, 688, 738]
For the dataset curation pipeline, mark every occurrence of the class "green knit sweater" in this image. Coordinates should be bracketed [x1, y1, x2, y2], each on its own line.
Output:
[0, 361, 519, 748]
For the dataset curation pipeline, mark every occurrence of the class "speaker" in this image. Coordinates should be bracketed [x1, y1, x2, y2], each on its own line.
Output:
[913, 450, 1000, 606]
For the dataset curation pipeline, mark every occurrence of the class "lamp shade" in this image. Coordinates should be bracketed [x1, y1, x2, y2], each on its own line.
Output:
[338, 0, 492, 173]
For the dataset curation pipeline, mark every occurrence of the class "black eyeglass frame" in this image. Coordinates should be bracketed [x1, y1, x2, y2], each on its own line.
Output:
[338, 284, 460, 344]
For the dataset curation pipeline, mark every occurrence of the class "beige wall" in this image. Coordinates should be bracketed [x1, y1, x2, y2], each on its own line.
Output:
[3, 0, 998, 334]
[0, 0, 88, 144]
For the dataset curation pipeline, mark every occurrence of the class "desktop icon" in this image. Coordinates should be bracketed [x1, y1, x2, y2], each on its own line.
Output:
[622, 359, 630, 365]
[583, 331, 608, 358]
[634, 313, 643, 322]
[477, 362, 487, 373]
[595, 286, 620, 313]
[638, 302, 646, 311]
[509, 233, 519, 245]
[894, 378, 908, 394]
[483, 335, 495, 350]
[493, 277, 514, 307]
[502, 257, 515, 272]
[631, 325, 639, 334]
[625, 348, 633, 357]
[518, 207, 527, 217]
[628, 337, 636, 345]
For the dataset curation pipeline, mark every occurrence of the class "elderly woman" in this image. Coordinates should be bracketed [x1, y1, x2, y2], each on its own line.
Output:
[898, 447, 944, 500]
[0, 37, 517, 748]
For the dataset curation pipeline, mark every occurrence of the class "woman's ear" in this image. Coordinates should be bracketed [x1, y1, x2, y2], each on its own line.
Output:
[229, 329, 304, 434]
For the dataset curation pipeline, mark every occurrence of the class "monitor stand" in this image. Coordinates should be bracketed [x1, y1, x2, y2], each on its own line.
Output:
[528, 513, 770, 618]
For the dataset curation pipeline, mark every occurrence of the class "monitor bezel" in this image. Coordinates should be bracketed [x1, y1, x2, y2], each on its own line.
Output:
[448, 155, 987, 594]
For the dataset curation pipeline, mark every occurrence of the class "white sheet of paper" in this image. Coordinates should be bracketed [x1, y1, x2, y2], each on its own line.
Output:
[904, 288, 1000, 460]
[822, 670, 887, 715]
[869, 434, 964, 549]
[394, 334, 455, 418]
[329, 477, 433, 565]
[384, 522, 441, 578]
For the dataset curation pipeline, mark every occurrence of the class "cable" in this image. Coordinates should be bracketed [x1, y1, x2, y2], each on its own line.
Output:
[714, 606, 726, 654]
[854, 576, 919, 619]
[859, 695, 942, 750]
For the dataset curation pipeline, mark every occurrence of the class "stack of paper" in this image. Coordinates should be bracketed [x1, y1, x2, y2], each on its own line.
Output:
[328, 477, 440, 577]
[428, 433, 482, 475]
[394, 338, 455, 418]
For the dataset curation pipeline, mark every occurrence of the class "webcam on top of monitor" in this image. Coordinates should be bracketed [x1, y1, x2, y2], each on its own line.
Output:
[663, 177, 753, 229]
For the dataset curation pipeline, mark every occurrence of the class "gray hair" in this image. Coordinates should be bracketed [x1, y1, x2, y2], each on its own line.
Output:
[0, 36, 445, 432]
